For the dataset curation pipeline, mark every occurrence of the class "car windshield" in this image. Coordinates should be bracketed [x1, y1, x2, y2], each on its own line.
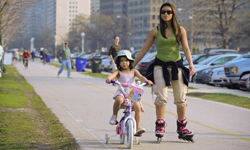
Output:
[184, 55, 206, 65]
[243, 54, 250, 58]
[199, 55, 221, 65]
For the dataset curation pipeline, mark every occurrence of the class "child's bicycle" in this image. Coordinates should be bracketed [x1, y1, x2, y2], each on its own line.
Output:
[23, 58, 28, 69]
[104, 80, 149, 149]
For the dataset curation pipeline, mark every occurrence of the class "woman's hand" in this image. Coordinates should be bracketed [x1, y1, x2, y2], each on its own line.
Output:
[147, 80, 154, 86]
[189, 65, 196, 76]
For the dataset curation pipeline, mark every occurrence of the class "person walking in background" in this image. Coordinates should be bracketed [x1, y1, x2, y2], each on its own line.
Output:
[109, 36, 121, 72]
[31, 51, 35, 62]
[57, 42, 72, 78]
[40, 48, 45, 63]
[19, 50, 23, 61]
[133, 2, 196, 142]
[14, 50, 19, 64]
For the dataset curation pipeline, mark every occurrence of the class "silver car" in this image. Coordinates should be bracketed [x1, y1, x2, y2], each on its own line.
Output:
[190, 54, 243, 82]
[224, 53, 250, 89]
[209, 67, 226, 86]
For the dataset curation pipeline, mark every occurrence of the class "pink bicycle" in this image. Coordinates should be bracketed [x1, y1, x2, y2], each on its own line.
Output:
[104, 80, 150, 149]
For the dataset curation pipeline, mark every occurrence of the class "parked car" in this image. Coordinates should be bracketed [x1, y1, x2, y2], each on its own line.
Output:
[193, 54, 245, 84]
[137, 52, 190, 76]
[208, 67, 226, 86]
[208, 49, 238, 54]
[183, 54, 218, 65]
[131, 49, 157, 59]
[193, 66, 222, 84]
[224, 53, 250, 89]
[238, 73, 250, 91]
[101, 57, 112, 72]
[190, 54, 243, 82]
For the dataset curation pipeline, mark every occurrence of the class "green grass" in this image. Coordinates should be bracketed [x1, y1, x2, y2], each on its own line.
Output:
[0, 65, 80, 149]
[187, 92, 250, 109]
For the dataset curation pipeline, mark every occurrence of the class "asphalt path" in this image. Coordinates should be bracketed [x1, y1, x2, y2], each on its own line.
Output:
[14, 60, 250, 150]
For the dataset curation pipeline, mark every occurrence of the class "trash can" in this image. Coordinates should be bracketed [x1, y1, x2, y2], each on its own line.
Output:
[91, 56, 102, 73]
[76, 58, 87, 72]
[46, 55, 51, 62]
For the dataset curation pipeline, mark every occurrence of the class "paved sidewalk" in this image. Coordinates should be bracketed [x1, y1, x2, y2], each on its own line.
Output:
[13, 60, 250, 150]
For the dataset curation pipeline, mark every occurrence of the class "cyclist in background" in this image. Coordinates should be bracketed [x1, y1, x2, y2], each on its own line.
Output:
[22, 49, 30, 68]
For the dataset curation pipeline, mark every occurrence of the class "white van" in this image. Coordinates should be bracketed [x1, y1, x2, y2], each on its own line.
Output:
[208, 49, 238, 54]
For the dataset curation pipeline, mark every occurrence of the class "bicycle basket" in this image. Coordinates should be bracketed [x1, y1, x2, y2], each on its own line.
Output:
[128, 85, 144, 102]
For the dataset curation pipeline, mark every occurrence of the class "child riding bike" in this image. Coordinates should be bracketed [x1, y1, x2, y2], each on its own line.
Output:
[22, 49, 30, 68]
[106, 50, 153, 135]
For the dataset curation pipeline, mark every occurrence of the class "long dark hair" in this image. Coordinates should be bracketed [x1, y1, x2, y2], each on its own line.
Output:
[159, 3, 182, 45]
[115, 56, 134, 71]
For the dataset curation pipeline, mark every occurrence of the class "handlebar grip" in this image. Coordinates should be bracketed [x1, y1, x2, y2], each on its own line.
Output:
[110, 80, 116, 84]
[144, 82, 154, 86]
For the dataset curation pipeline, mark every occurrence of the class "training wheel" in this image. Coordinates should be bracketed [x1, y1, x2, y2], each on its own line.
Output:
[135, 137, 141, 145]
[105, 134, 109, 144]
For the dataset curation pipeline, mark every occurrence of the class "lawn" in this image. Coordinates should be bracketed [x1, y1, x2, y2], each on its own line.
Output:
[0, 65, 80, 149]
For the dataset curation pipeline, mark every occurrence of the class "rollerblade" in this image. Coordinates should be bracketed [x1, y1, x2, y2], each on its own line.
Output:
[177, 118, 195, 143]
[155, 118, 165, 143]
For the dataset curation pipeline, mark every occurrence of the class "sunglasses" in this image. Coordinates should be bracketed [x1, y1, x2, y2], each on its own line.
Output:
[160, 10, 173, 15]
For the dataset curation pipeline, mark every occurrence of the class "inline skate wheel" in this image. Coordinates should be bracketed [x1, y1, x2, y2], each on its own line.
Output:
[105, 134, 109, 144]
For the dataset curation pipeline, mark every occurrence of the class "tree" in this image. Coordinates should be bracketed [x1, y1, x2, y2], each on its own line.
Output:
[0, 0, 40, 46]
[181, 0, 250, 49]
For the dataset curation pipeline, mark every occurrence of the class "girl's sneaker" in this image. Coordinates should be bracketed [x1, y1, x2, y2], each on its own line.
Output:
[109, 115, 117, 125]
[135, 127, 146, 135]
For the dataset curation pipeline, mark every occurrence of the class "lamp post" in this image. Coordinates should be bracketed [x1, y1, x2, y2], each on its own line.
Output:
[81, 32, 85, 53]
[54, 35, 58, 61]
[30, 37, 34, 52]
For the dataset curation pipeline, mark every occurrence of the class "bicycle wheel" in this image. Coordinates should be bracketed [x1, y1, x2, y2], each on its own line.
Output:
[126, 119, 133, 149]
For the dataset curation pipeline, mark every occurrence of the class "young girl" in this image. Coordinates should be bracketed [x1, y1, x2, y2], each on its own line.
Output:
[106, 50, 153, 135]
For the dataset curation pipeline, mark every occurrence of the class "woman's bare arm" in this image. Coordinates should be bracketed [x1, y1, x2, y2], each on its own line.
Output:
[180, 26, 196, 76]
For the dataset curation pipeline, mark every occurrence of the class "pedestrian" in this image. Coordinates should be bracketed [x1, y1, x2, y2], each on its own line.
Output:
[19, 50, 23, 61]
[105, 50, 153, 135]
[31, 51, 35, 62]
[57, 42, 72, 78]
[133, 2, 196, 142]
[40, 48, 45, 63]
[109, 36, 121, 72]
[14, 50, 19, 64]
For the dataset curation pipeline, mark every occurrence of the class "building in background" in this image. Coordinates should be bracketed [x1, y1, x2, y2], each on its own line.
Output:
[91, 0, 100, 14]
[56, 0, 90, 45]
[100, 0, 177, 50]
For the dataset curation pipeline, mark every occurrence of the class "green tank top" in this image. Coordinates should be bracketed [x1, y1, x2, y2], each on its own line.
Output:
[156, 26, 181, 62]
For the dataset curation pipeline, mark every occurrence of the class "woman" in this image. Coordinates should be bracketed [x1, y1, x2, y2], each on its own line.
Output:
[133, 3, 195, 142]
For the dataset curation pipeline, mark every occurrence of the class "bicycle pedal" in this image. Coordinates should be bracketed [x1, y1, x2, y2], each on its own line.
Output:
[134, 134, 142, 137]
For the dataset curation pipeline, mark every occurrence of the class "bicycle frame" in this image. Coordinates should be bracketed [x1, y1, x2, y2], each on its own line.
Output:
[111, 80, 147, 135]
